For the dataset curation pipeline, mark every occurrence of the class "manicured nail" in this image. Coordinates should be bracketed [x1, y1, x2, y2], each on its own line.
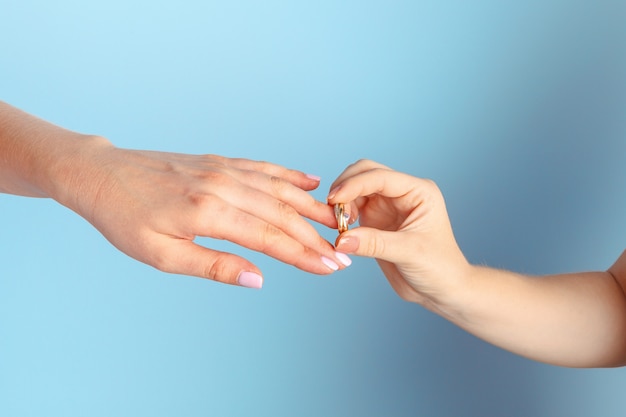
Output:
[238, 271, 263, 289]
[321, 256, 339, 271]
[335, 252, 352, 267]
[306, 174, 321, 182]
[335, 235, 359, 253]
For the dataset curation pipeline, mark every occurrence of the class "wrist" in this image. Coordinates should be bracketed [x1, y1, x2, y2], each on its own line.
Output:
[0, 102, 113, 200]
[44, 134, 115, 213]
[417, 259, 480, 322]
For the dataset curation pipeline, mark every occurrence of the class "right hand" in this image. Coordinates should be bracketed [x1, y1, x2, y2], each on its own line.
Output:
[327, 159, 469, 304]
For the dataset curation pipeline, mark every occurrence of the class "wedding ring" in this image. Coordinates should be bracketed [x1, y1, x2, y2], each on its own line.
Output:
[335, 203, 349, 234]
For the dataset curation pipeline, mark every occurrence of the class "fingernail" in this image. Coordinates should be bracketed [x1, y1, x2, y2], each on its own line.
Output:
[335, 235, 359, 253]
[321, 256, 339, 271]
[237, 271, 264, 289]
[327, 186, 340, 201]
[306, 174, 321, 181]
[335, 252, 352, 267]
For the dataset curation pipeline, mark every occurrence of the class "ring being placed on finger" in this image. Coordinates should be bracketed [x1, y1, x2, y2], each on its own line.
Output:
[335, 203, 350, 234]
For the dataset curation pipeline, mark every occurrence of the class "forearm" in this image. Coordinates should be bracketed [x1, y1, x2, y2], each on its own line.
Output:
[0, 101, 111, 201]
[433, 252, 626, 367]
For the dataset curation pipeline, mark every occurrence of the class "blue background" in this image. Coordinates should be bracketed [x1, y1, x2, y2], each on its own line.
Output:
[2, 1, 626, 416]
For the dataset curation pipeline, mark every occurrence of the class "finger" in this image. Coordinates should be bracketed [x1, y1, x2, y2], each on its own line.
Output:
[327, 160, 393, 222]
[192, 196, 348, 274]
[228, 168, 337, 229]
[221, 157, 323, 191]
[328, 159, 392, 195]
[335, 227, 411, 264]
[327, 168, 432, 206]
[148, 237, 265, 288]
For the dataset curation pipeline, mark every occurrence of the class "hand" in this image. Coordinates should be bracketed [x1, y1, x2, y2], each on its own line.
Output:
[327, 159, 468, 305]
[328, 161, 626, 367]
[57, 143, 350, 288]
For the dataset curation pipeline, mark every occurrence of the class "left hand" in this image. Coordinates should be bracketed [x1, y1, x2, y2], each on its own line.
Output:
[56, 144, 348, 287]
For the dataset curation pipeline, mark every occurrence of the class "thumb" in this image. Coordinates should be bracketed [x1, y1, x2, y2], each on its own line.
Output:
[335, 227, 404, 263]
[150, 238, 265, 289]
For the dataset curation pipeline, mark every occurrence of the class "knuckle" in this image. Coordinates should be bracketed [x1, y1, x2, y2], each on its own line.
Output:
[186, 191, 214, 208]
[423, 178, 439, 191]
[203, 259, 229, 282]
[365, 235, 386, 258]
[251, 159, 279, 176]
[371, 167, 389, 178]
[423, 178, 445, 202]
[421, 178, 440, 194]
[200, 168, 231, 186]
[258, 222, 283, 251]
[201, 154, 224, 164]
[353, 158, 371, 166]
[353, 159, 384, 170]
[186, 188, 230, 213]
[257, 160, 272, 170]
[348, 158, 370, 171]
[268, 175, 289, 196]
[276, 200, 299, 223]
[185, 193, 226, 228]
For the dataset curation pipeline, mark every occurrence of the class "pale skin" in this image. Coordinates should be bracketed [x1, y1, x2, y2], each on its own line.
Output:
[0, 101, 351, 288]
[327, 159, 626, 368]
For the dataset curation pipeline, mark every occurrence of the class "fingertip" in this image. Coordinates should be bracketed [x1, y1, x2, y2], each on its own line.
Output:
[321, 256, 339, 271]
[327, 185, 341, 202]
[335, 233, 360, 254]
[298, 173, 322, 191]
[335, 251, 352, 267]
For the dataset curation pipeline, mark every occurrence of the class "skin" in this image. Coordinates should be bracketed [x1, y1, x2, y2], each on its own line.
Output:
[0, 101, 351, 288]
[327, 159, 626, 368]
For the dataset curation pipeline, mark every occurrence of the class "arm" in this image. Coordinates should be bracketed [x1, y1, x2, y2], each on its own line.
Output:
[443, 258, 626, 368]
[0, 101, 351, 287]
[327, 159, 626, 367]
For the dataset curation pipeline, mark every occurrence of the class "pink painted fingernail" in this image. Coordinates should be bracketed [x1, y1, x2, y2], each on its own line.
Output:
[335, 252, 352, 267]
[321, 256, 339, 271]
[306, 174, 321, 181]
[238, 271, 264, 289]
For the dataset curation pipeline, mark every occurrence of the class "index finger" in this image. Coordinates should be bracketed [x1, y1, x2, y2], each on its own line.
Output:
[328, 159, 392, 193]
[327, 166, 432, 205]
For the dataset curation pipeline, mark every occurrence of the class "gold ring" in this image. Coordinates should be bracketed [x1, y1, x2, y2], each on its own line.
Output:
[335, 203, 349, 234]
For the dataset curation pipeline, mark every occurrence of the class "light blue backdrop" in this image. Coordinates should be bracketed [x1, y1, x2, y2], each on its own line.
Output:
[2, 1, 625, 416]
